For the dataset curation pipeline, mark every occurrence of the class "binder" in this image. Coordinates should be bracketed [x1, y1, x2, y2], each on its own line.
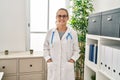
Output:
[93, 44, 98, 64]
[104, 46, 113, 76]
[94, 44, 98, 64]
[117, 51, 120, 80]
[89, 44, 94, 62]
[100, 45, 105, 71]
[112, 48, 119, 80]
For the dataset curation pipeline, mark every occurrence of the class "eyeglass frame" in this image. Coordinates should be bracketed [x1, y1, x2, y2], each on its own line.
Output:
[56, 15, 68, 18]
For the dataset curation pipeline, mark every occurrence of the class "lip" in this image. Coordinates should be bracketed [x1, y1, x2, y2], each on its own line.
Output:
[59, 21, 65, 24]
[59, 20, 65, 22]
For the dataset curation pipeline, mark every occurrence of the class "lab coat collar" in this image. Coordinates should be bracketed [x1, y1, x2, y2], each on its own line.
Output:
[61, 27, 71, 40]
[52, 27, 71, 40]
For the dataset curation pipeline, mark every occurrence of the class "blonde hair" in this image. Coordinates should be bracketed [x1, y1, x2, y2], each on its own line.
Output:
[56, 8, 69, 16]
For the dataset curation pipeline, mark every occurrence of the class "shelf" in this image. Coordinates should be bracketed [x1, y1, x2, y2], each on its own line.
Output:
[86, 34, 99, 47]
[101, 35, 120, 41]
[84, 65, 96, 80]
[85, 34, 120, 80]
[85, 59, 98, 72]
[98, 70, 115, 80]
[86, 8, 120, 80]
[86, 34, 100, 40]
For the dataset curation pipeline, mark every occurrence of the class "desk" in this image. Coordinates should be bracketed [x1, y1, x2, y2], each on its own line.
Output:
[0, 72, 4, 80]
[0, 51, 46, 80]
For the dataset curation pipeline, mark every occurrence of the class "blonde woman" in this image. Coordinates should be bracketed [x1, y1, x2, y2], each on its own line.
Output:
[43, 8, 80, 80]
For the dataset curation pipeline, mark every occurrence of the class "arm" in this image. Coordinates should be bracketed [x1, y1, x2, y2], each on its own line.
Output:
[70, 31, 80, 62]
[43, 32, 52, 62]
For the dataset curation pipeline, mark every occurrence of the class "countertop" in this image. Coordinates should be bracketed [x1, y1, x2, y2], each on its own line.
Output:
[0, 51, 44, 59]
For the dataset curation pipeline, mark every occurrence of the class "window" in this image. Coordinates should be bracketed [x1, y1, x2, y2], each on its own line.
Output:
[49, 0, 66, 29]
[30, 0, 48, 32]
[30, 0, 67, 51]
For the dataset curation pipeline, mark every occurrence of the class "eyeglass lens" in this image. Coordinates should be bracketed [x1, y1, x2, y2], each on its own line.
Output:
[57, 15, 68, 18]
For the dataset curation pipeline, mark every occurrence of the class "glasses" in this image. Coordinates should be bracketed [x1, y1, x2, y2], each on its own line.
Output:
[57, 15, 68, 18]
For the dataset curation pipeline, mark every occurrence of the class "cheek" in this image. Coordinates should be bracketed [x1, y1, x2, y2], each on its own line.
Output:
[56, 20, 60, 24]
[56, 18, 59, 21]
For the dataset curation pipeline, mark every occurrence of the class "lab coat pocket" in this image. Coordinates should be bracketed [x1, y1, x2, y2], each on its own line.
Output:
[47, 62, 56, 80]
[63, 62, 75, 80]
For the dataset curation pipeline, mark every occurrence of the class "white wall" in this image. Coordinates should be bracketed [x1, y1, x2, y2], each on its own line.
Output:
[93, 0, 120, 13]
[0, 0, 29, 52]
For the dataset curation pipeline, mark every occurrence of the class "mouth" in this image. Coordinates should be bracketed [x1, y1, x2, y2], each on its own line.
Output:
[59, 20, 65, 23]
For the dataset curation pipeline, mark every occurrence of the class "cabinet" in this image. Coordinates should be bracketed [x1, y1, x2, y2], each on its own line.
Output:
[0, 52, 46, 80]
[88, 13, 102, 35]
[101, 8, 120, 37]
[19, 58, 45, 80]
[84, 34, 120, 80]
[88, 8, 120, 38]
[0, 59, 17, 80]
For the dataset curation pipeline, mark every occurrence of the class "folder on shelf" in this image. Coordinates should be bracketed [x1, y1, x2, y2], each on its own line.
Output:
[89, 44, 94, 62]
[94, 44, 98, 64]
[100, 45, 105, 71]
[117, 50, 120, 80]
[112, 48, 119, 80]
[104, 46, 113, 77]
[89, 44, 98, 64]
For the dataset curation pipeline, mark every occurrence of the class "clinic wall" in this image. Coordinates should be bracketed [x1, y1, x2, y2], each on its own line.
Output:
[93, 0, 120, 13]
[0, 0, 30, 52]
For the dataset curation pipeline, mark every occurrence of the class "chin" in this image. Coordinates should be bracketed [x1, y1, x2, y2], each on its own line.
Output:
[60, 23, 65, 25]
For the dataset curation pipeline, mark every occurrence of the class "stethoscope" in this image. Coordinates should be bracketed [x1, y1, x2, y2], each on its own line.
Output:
[51, 31, 72, 45]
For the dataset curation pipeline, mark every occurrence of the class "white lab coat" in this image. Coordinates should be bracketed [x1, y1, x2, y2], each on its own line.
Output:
[43, 27, 80, 80]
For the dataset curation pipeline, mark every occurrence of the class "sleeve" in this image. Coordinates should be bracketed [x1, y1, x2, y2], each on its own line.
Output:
[43, 31, 51, 62]
[71, 31, 80, 61]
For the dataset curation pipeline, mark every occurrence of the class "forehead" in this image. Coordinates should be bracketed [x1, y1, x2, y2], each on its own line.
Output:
[57, 10, 67, 15]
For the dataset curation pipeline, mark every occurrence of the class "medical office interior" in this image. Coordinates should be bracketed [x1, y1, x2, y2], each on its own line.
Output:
[0, 0, 120, 80]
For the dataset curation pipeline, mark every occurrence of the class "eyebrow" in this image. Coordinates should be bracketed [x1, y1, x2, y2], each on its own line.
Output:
[57, 14, 68, 16]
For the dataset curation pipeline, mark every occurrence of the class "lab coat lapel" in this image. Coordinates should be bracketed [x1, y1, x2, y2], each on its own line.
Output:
[51, 28, 60, 41]
[61, 27, 70, 40]
[54, 29, 61, 44]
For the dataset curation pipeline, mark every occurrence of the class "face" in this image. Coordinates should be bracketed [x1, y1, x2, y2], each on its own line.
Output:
[56, 10, 69, 26]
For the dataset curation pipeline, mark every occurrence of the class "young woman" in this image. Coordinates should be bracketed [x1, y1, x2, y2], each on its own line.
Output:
[43, 8, 80, 80]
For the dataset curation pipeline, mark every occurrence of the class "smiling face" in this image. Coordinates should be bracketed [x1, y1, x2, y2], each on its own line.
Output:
[56, 9, 69, 27]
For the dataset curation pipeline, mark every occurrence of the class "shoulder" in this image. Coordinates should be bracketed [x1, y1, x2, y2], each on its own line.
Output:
[68, 27, 77, 35]
[47, 28, 55, 34]
[68, 27, 78, 41]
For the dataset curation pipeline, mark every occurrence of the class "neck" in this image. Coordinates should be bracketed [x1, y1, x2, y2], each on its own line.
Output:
[57, 26, 67, 32]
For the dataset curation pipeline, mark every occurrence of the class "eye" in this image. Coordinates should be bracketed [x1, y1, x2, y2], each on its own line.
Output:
[58, 15, 62, 17]
[57, 15, 68, 18]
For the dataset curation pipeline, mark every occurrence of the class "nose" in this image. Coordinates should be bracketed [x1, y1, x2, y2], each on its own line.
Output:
[58, 16, 64, 19]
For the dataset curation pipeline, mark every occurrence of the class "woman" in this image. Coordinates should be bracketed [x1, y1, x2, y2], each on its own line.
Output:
[43, 8, 80, 80]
